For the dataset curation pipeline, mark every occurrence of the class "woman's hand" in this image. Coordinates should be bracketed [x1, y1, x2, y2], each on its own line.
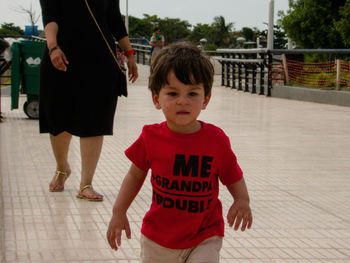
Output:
[49, 47, 69, 72]
[126, 56, 138, 83]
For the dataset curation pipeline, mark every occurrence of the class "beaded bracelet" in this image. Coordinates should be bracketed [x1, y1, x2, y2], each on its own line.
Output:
[124, 49, 135, 57]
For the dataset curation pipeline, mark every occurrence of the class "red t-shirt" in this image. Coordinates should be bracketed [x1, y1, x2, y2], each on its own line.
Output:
[125, 121, 243, 249]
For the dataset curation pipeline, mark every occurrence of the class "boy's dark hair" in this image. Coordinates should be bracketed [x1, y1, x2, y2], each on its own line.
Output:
[153, 28, 160, 32]
[148, 42, 214, 96]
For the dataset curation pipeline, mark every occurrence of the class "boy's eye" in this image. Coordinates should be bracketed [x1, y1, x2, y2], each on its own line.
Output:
[188, 92, 198, 96]
[167, 92, 177, 96]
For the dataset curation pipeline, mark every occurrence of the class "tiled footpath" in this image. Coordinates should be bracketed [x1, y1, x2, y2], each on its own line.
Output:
[1, 64, 350, 262]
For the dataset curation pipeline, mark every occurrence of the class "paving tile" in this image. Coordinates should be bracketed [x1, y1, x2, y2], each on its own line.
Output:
[1, 64, 350, 262]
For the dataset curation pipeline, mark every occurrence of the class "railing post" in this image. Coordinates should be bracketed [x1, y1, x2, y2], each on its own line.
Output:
[242, 54, 247, 92]
[226, 54, 231, 87]
[259, 56, 265, 95]
[221, 55, 224, 86]
[231, 62, 236, 89]
[130, 43, 152, 66]
[282, 54, 290, 85]
[336, 59, 341, 91]
[252, 64, 257, 94]
[266, 52, 272, 96]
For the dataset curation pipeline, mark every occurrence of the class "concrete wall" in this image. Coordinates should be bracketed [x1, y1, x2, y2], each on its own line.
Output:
[271, 85, 350, 107]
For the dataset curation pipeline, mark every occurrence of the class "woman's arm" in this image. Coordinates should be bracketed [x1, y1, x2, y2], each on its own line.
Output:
[108, 0, 128, 41]
[44, 22, 59, 51]
[118, 36, 138, 82]
[44, 22, 69, 72]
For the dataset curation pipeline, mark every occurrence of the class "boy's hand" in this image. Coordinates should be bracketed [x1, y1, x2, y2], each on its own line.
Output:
[227, 199, 253, 231]
[106, 212, 131, 250]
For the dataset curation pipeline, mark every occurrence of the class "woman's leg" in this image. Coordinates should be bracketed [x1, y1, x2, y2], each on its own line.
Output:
[49, 132, 72, 191]
[79, 136, 104, 200]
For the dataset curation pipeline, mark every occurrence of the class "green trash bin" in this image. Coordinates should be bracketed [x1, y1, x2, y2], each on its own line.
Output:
[11, 40, 45, 119]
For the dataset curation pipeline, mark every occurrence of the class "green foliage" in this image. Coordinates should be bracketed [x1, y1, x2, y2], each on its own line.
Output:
[0, 23, 24, 36]
[259, 25, 287, 49]
[126, 14, 191, 44]
[334, 0, 350, 46]
[205, 43, 218, 51]
[210, 16, 234, 47]
[279, 0, 348, 48]
[124, 14, 239, 48]
[239, 27, 258, 42]
[158, 18, 191, 43]
[127, 15, 153, 38]
[304, 53, 331, 63]
[189, 23, 215, 44]
[314, 72, 336, 89]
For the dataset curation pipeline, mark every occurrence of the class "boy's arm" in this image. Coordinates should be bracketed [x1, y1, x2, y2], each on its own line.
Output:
[226, 177, 253, 231]
[107, 164, 147, 250]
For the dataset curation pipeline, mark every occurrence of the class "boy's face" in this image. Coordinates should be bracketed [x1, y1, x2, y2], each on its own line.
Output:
[152, 70, 211, 134]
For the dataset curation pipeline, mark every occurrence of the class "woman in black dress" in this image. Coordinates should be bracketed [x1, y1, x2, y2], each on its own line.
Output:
[39, 0, 138, 201]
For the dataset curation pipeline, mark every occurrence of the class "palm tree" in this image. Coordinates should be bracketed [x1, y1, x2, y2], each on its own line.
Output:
[211, 16, 234, 47]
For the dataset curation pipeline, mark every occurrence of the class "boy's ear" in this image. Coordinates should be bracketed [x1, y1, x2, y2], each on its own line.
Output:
[202, 92, 211, 110]
[152, 92, 161, 109]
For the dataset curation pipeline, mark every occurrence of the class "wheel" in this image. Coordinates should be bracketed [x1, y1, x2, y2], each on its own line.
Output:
[23, 100, 39, 119]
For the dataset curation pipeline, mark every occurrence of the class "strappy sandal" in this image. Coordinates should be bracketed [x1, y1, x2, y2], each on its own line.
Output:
[49, 170, 70, 192]
[76, 185, 103, 202]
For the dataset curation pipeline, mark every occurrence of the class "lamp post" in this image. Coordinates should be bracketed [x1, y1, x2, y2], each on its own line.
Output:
[199, 38, 207, 50]
[267, 0, 274, 50]
[125, 0, 129, 33]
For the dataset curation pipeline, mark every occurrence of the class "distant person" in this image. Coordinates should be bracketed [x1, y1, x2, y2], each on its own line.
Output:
[149, 28, 164, 60]
[39, 0, 138, 201]
[107, 42, 253, 263]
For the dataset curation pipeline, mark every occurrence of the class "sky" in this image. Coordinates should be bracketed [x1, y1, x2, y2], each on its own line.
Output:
[0, 0, 290, 31]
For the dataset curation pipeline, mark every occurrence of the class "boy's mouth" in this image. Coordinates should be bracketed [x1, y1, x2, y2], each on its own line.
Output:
[176, 111, 190, 115]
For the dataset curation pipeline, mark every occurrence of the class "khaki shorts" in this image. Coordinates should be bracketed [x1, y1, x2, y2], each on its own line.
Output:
[140, 235, 223, 263]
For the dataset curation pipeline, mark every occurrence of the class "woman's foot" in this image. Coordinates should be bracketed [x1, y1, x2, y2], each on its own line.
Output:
[49, 165, 71, 192]
[76, 185, 103, 201]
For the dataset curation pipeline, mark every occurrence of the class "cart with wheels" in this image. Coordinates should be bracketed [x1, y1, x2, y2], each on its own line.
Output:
[0, 38, 11, 121]
[11, 39, 45, 119]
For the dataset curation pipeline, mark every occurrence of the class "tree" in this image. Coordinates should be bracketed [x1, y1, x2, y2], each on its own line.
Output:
[259, 24, 287, 49]
[158, 18, 191, 43]
[127, 15, 154, 39]
[0, 23, 24, 36]
[126, 14, 191, 44]
[280, 0, 347, 48]
[335, 0, 350, 46]
[15, 3, 40, 28]
[239, 27, 258, 42]
[211, 16, 234, 47]
[189, 23, 214, 45]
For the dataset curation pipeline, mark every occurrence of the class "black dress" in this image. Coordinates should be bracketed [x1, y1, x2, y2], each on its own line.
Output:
[39, 0, 127, 137]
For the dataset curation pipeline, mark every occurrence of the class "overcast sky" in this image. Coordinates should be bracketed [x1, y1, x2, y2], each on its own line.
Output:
[0, 0, 289, 31]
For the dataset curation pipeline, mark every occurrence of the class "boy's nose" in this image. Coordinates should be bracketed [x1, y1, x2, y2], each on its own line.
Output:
[176, 95, 189, 105]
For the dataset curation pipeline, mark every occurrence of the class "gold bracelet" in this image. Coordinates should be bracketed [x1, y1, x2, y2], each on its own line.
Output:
[48, 45, 59, 55]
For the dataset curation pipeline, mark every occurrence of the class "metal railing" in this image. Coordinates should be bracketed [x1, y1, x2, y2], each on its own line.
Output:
[131, 43, 152, 65]
[215, 48, 350, 96]
[216, 48, 272, 96]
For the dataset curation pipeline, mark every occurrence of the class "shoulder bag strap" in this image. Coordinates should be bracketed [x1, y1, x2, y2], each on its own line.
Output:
[84, 0, 126, 75]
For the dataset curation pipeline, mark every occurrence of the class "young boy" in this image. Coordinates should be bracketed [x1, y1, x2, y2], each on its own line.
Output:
[107, 42, 253, 263]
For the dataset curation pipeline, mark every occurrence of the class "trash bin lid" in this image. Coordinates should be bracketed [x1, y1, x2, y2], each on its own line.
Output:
[0, 38, 10, 54]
